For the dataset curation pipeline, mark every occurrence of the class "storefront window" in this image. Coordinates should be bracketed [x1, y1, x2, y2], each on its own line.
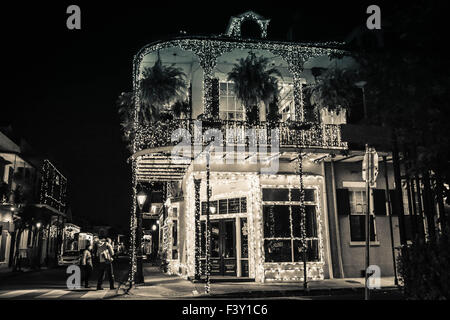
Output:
[264, 240, 292, 262]
[263, 205, 291, 238]
[262, 188, 289, 201]
[262, 187, 320, 263]
[202, 198, 246, 215]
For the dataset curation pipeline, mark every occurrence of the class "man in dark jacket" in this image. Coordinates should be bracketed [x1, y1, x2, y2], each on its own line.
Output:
[96, 238, 115, 290]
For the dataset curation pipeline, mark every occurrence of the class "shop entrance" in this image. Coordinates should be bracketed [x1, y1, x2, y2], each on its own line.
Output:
[202, 219, 236, 276]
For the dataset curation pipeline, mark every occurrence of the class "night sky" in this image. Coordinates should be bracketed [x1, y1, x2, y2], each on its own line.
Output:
[3, 1, 391, 230]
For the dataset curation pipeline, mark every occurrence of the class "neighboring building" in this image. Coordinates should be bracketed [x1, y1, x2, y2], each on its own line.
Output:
[129, 11, 418, 282]
[0, 128, 68, 270]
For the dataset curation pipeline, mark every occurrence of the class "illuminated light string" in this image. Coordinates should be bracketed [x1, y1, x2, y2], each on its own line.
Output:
[127, 158, 138, 287]
[167, 170, 325, 282]
[133, 120, 347, 153]
[40, 160, 67, 214]
[128, 34, 345, 284]
[194, 178, 201, 280]
[259, 178, 325, 282]
[131, 37, 346, 152]
[225, 11, 270, 38]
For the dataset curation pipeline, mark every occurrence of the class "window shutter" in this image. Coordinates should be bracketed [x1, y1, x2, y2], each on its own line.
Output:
[389, 190, 399, 216]
[373, 189, 386, 216]
[336, 189, 350, 215]
[211, 78, 220, 118]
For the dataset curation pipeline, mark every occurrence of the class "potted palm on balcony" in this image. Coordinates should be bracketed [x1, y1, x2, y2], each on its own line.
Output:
[117, 55, 187, 151]
[227, 52, 281, 125]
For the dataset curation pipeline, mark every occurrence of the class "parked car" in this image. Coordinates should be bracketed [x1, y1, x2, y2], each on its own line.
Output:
[58, 250, 80, 266]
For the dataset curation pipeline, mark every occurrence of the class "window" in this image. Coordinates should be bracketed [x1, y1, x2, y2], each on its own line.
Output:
[202, 198, 246, 215]
[279, 83, 295, 121]
[262, 188, 289, 201]
[172, 220, 178, 260]
[219, 82, 245, 121]
[240, 217, 249, 277]
[262, 187, 319, 263]
[348, 190, 376, 241]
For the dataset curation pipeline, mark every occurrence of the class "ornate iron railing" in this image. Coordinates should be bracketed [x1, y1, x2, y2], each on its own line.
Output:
[134, 119, 348, 152]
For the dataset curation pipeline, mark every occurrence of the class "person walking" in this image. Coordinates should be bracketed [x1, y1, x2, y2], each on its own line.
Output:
[96, 238, 115, 290]
[92, 236, 99, 274]
[81, 243, 93, 288]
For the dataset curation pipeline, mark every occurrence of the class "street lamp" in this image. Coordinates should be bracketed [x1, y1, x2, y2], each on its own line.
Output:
[354, 80, 367, 120]
[136, 190, 147, 284]
[209, 206, 216, 215]
[35, 222, 42, 269]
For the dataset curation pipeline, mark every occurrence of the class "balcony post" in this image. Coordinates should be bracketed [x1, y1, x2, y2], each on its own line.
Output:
[282, 52, 307, 122]
[194, 178, 201, 281]
[196, 47, 221, 120]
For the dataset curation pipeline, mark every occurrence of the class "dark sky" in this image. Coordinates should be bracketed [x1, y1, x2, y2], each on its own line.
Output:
[3, 1, 390, 230]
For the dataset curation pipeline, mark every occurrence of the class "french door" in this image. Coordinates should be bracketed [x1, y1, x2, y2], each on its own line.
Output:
[201, 219, 236, 276]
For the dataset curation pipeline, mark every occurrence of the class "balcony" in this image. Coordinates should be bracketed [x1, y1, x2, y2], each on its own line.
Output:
[134, 119, 348, 154]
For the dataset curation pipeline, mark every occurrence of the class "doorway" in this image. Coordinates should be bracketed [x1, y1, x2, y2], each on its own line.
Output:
[201, 219, 236, 276]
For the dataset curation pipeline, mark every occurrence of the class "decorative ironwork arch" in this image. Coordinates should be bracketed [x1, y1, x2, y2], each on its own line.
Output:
[225, 11, 270, 39]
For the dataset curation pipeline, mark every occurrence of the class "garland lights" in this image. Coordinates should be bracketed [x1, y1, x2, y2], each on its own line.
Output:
[259, 174, 325, 282]
[298, 151, 308, 287]
[126, 158, 138, 289]
[134, 120, 347, 152]
[127, 25, 348, 285]
[194, 178, 201, 280]
[181, 171, 326, 282]
[40, 159, 67, 214]
[225, 11, 270, 39]
[205, 151, 211, 293]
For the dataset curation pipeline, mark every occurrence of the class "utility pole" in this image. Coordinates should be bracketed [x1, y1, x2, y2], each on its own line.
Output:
[383, 156, 399, 286]
[362, 145, 378, 300]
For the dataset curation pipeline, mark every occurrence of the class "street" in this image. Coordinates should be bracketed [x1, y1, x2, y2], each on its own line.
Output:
[0, 256, 130, 300]
[0, 257, 403, 300]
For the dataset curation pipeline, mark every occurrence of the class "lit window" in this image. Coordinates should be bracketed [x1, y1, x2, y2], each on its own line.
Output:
[219, 82, 245, 121]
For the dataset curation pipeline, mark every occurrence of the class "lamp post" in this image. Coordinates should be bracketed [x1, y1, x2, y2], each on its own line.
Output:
[35, 222, 42, 269]
[354, 81, 367, 120]
[136, 190, 147, 284]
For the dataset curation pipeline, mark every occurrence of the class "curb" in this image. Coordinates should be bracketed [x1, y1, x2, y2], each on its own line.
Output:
[194, 286, 401, 299]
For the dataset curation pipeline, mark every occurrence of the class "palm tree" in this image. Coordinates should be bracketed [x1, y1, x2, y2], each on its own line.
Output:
[308, 68, 357, 115]
[117, 55, 188, 151]
[116, 92, 136, 152]
[227, 52, 281, 124]
[171, 100, 190, 119]
[139, 55, 187, 122]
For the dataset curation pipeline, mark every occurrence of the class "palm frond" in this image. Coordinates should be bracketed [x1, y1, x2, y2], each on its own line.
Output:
[227, 52, 281, 123]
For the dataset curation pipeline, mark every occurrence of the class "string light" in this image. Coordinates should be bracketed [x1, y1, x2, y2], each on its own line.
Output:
[127, 31, 347, 285]
[194, 178, 201, 280]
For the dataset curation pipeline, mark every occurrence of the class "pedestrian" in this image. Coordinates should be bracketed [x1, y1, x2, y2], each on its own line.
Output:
[96, 238, 115, 290]
[81, 243, 93, 288]
[92, 236, 100, 274]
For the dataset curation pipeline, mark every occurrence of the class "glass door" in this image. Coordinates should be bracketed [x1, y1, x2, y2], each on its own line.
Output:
[201, 219, 236, 276]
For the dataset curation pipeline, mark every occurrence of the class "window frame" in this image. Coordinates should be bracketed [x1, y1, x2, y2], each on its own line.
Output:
[219, 81, 245, 121]
[262, 186, 320, 263]
[347, 188, 378, 244]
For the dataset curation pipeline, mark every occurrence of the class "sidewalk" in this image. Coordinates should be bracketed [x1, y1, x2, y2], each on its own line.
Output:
[0, 266, 49, 278]
[125, 265, 399, 299]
